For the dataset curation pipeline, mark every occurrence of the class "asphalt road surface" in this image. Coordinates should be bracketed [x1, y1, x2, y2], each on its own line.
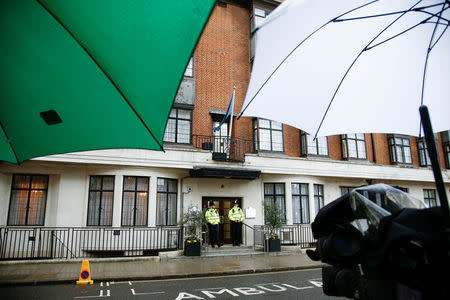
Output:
[1, 268, 341, 299]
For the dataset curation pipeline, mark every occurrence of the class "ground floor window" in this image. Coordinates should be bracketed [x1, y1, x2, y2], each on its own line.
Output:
[314, 184, 324, 216]
[87, 176, 114, 226]
[340, 186, 357, 196]
[156, 178, 178, 225]
[264, 183, 286, 223]
[291, 183, 310, 224]
[8, 174, 49, 226]
[122, 176, 149, 226]
[423, 189, 437, 207]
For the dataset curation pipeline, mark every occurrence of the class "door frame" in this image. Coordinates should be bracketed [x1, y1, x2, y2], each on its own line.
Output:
[202, 197, 242, 244]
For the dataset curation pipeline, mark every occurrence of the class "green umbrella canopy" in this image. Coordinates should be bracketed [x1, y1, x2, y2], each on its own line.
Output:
[0, 0, 215, 164]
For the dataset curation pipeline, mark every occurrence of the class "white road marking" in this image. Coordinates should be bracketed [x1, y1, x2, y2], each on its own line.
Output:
[73, 289, 110, 299]
[130, 288, 165, 296]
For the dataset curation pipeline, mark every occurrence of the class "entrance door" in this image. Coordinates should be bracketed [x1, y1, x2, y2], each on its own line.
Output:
[202, 197, 241, 244]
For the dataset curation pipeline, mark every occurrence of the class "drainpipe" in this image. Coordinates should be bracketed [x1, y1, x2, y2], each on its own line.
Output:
[371, 133, 377, 163]
[180, 175, 191, 220]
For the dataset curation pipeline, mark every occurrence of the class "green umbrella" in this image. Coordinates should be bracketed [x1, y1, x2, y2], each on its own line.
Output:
[0, 0, 215, 164]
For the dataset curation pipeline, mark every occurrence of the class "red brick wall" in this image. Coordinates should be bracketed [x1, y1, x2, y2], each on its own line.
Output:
[193, 4, 252, 140]
[328, 135, 342, 160]
[284, 125, 300, 157]
[191, 2, 447, 167]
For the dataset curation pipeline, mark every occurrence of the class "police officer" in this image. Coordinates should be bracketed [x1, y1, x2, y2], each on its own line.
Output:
[228, 200, 244, 246]
[205, 201, 222, 247]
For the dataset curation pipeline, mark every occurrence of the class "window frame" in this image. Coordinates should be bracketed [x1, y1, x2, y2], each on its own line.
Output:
[441, 131, 450, 169]
[86, 175, 115, 227]
[183, 56, 194, 77]
[301, 131, 329, 157]
[291, 183, 310, 224]
[121, 176, 149, 227]
[416, 137, 432, 167]
[314, 184, 324, 216]
[156, 178, 178, 226]
[423, 189, 437, 207]
[7, 174, 49, 226]
[263, 183, 286, 224]
[254, 118, 284, 152]
[388, 134, 412, 165]
[341, 134, 367, 160]
[163, 107, 193, 144]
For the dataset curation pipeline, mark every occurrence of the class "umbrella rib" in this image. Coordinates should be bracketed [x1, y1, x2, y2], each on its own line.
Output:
[420, 2, 447, 109]
[238, 0, 379, 119]
[314, 0, 424, 139]
[365, 6, 449, 51]
[334, 2, 448, 23]
[0, 121, 21, 164]
[36, 0, 165, 152]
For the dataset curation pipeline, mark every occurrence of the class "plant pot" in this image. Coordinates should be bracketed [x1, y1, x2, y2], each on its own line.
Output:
[264, 238, 281, 252]
[184, 240, 201, 256]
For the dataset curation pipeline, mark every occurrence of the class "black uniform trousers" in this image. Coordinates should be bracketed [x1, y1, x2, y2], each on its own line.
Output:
[207, 223, 221, 246]
[230, 221, 242, 245]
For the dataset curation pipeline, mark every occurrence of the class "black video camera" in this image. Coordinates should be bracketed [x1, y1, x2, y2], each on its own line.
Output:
[307, 184, 449, 299]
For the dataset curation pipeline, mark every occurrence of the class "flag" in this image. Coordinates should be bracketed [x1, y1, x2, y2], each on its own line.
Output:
[214, 88, 235, 132]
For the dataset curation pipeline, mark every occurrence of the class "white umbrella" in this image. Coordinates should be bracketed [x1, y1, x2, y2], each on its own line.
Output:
[239, 0, 449, 222]
[240, 0, 449, 137]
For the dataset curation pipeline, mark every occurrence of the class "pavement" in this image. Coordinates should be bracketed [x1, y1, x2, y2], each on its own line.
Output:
[0, 246, 323, 285]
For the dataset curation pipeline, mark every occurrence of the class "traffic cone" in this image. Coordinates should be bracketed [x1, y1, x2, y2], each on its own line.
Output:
[76, 259, 93, 285]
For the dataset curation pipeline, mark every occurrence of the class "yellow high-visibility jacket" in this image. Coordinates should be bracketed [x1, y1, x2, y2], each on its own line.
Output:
[205, 208, 220, 225]
[228, 206, 244, 222]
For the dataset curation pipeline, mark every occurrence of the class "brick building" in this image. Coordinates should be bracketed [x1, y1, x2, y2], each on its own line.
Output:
[1, 0, 449, 259]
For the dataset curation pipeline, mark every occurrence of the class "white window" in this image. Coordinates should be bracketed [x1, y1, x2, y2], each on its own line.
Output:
[292, 183, 310, 224]
[164, 108, 192, 144]
[8, 174, 49, 226]
[156, 178, 177, 226]
[388, 135, 412, 164]
[341, 134, 367, 159]
[254, 119, 284, 152]
[301, 131, 328, 156]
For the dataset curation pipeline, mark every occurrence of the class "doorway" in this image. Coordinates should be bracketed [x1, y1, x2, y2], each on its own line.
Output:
[202, 197, 242, 244]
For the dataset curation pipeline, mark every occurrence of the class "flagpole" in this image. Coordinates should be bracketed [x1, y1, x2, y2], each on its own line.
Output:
[227, 86, 236, 157]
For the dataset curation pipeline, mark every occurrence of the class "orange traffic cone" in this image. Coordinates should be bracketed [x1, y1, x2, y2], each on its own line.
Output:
[76, 260, 93, 285]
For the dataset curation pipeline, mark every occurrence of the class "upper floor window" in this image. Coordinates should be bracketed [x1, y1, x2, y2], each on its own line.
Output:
[388, 135, 412, 164]
[341, 134, 367, 159]
[164, 108, 192, 144]
[442, 130, 450, 169]
[417, 137, 431, 167]
[314, 184, 324, 216]
[122, 176, 149, 226]
[254, 119, 284, 152]
[292, 183, 310, 224]
[301, 131, 328, 156]
[423, 189, 437, 207]
[8, 174, 49, 226]
[87, 176, 114, 226]
[264, 183, 286, 224]
[250, 7, 268, 61]
[184, 56, 194, 77]
[156, 178, 178, 226]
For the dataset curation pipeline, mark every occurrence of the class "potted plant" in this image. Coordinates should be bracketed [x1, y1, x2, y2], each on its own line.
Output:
[263, 202, 283, 252]
[180, 206, 205, 256]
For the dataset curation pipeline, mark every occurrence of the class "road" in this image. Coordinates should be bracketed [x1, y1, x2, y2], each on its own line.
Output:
[1, 268, 341, 299]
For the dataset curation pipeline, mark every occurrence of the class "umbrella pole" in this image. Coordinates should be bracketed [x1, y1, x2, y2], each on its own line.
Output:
[419, 105, 450, 228]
